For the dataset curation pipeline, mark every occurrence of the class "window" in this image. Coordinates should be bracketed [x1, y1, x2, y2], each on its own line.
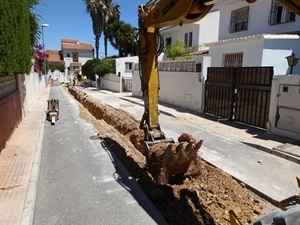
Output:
[73, 52, 78, 62]
[223, 53, 243, 67]
[268, 0, 295, 26]
[184, 32, 193, 47]
[67, 53, 70, 57]
[125, 62, 133, 70]
[165, 37, 172, 47]
[229, 7, 249, 33]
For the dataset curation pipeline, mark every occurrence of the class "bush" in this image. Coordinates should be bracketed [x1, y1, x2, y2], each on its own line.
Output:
[163, 38, 186, 60]
[94, 59, 115, 77]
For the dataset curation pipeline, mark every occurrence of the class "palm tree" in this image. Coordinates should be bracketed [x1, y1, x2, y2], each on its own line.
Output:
[102, 1, 120, 58]
[85, 0, 106, 59]
[85, 0, 120, 59]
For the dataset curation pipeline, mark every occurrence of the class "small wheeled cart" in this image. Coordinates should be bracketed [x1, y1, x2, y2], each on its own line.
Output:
[46, 98, 59, 125]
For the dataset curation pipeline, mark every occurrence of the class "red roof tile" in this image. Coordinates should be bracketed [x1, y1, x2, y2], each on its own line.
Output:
[61, 39, 93, 51]
[45, 50, 63, 63]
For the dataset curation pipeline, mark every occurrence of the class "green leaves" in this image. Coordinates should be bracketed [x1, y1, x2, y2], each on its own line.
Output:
[106, 21, 137, 57]
[0, 0, 33, 76]
[163, 38, 186, 60]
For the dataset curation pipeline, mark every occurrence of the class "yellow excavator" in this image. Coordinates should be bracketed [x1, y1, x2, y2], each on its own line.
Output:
[137, 0, 300, 223]
[138, 0, 299, 181]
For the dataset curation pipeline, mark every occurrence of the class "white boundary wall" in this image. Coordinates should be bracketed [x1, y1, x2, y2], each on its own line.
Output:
[19, 72, 48, 117]
[100, 74, 121, 92]
[132, 57, 211, 113]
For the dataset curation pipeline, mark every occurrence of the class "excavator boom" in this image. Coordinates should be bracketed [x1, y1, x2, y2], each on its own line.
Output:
[137, 0, 213, 182]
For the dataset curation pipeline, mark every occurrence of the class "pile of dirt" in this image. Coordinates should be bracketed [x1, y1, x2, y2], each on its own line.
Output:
[68, 87, 268, 225]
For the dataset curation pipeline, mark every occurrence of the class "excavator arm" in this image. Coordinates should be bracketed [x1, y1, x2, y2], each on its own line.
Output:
[136, 1, 217, 183]
[138, 0, 213, 143]
[137, 0, 214, 181]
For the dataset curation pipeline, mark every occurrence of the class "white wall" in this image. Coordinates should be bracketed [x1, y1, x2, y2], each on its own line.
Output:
[63, 50, 93, 68]
[19, 73, 47, 116]
[208, 35, 300, 75]
[262, 36, 300, 75]
[115, 56, 138, 79]
[214, 0, 300, 41]
[268, 75, 300, 140]
[78, 51, 94, 65]
[100, 74, 121, 92]
[159, 10, 220, 52]
[132, 57, 211, 112]
[208, 37, 264, 67]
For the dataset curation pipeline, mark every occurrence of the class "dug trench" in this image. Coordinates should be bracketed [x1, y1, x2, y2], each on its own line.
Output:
[67, 87, 272, 225]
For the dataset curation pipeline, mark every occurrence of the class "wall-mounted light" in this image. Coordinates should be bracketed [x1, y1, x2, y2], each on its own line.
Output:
[285, 52, 299, 75]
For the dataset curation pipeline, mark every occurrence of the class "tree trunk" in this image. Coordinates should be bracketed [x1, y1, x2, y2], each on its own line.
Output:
[95, 35, 100, 59]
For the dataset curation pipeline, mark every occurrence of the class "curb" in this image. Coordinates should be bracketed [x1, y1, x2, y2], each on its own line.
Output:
[20, 91, 48, 225]
[242, 143, 300, 165]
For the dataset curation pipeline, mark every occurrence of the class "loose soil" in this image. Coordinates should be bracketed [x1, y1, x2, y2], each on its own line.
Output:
[67, 87, 274, 225]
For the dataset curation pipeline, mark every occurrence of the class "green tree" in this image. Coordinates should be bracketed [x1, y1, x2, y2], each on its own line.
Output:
[29, 0, 41, 47]
[163, 38, 186, 60]
[48, 64, 65, 72]
[106, 21, 137, 57]
[94, 59, 115, 76]
[82, 58, 101, 80]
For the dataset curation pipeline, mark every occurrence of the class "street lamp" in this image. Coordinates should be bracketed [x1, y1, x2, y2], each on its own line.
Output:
[285, 52, 299, 75]
[41, 23, 50, 75]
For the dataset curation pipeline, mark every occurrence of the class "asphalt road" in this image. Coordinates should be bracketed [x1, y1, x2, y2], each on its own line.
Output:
[33, 85, 167, 225]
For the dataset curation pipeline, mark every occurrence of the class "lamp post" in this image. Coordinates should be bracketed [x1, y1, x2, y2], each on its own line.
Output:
[285, 52, 299, 75]
[41, 23, 49, 75]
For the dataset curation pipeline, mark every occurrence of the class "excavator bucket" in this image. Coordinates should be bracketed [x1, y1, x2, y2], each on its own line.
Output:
[144, 133, 203, 184]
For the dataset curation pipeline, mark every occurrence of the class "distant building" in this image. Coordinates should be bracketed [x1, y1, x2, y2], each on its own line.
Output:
[61, 39, 94, 75]
[45, 50, 64, 67]
[46, 39, 94, 75]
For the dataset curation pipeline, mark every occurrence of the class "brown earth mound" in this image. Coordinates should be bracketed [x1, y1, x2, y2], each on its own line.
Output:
[67, 87, 270, 225]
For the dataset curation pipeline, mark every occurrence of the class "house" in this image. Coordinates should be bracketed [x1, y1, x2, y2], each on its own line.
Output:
[60, 39, 94, 75]
[207, 0, 300, 74]
[46, 39, 94, 76]
[45, 50, 64, 67]
[159, 10, 220, 60]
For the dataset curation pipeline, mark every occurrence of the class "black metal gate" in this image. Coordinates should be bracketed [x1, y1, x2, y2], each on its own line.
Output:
[204, 67, 273, 128]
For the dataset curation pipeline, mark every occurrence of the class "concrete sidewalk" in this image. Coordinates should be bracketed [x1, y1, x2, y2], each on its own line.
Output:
[120, 94, 300, 164]
[0, 87, 50, 225]
[86, 88, 300, 164]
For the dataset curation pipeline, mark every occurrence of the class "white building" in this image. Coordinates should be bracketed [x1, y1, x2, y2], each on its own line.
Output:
[159, 10, 220, 60]
[207, 0, 300, 74]
[60, 39, 94, 75]
[214, 0, 299, 41]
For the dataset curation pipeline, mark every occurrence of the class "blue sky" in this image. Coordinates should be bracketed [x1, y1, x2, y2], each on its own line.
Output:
[35, 0, 143, 58]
